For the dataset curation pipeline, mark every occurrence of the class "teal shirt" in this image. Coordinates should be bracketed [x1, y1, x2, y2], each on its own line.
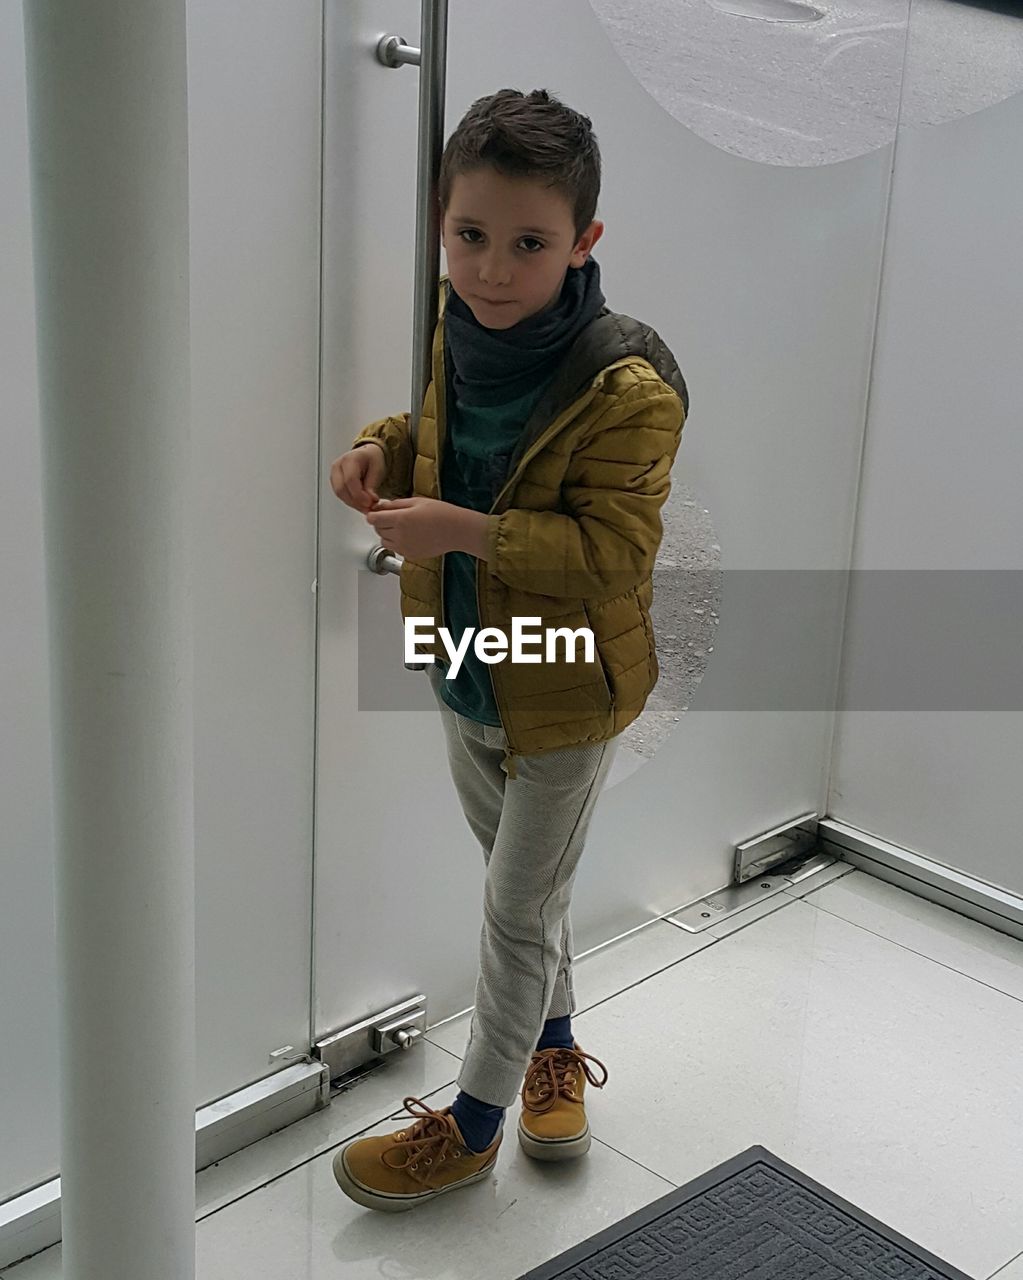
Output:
[437, 380, 551, 724]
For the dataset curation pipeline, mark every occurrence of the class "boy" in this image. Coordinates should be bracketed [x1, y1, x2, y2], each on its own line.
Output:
[329, 88, 688, 1212]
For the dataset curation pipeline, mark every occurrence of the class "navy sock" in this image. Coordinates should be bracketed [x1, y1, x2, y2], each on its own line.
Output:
[536, 1014, 574, 1052]
[449, 1091, 505, 1153]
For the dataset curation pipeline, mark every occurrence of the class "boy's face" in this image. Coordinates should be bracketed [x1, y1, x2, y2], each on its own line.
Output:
[440, 167, 604, 331]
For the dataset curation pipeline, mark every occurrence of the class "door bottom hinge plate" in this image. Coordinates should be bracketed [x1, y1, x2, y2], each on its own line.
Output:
[670, 814, 838, 933]
[313, 994, 428, 1084]
[735, 812, 821, 883]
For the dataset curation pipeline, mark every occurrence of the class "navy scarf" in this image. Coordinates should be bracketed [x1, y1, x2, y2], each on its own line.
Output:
[444, 256, 606, 409]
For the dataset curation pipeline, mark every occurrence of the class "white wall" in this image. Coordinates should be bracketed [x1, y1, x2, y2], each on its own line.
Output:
[0, 0, 59, 1204]
[186, 0, 321, 1106]
[1, 0, 323, 1205]
[830, 12, 1023, 895]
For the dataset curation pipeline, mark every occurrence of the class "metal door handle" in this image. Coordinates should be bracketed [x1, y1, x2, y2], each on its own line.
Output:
[376, 35, 420, 69]
[366, 5, 448, 599]
[367, 546, 402, 576]
[374, 3, 449, 456]
[365, 548, 426, 668]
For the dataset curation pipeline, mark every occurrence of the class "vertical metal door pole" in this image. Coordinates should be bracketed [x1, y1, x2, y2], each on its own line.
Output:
[409, 0, 448, 450]
[22, 4, 196, 1278]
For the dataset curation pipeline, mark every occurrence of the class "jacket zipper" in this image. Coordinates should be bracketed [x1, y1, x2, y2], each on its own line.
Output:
[439, 429, 519, 778]
[475, 556, 518, 779]
[435, 318, 447, 666]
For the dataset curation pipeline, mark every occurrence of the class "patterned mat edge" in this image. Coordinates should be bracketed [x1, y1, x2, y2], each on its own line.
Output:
[517, 1144, 977, 1280]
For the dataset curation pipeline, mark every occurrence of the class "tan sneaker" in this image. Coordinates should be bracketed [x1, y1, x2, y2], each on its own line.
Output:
[333, 1096, 502, 1212]
[517, 1042, 608, 1161]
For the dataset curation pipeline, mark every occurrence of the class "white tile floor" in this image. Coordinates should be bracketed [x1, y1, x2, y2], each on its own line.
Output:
[6, 865, 1023, 1280]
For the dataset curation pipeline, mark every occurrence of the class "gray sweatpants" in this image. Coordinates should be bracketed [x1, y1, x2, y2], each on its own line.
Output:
[426, 663, 620, 1107]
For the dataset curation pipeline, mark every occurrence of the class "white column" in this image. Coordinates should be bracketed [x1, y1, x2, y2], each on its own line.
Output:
[22, 4, 195, 1278]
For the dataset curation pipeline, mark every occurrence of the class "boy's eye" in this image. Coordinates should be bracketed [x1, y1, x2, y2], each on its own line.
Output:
[457, 229, 544, 253]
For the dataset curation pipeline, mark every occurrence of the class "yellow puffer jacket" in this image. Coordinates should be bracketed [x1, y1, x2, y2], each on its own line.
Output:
[353, 278, 689, 778]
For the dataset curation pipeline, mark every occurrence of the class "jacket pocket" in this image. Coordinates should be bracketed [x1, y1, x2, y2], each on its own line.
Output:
[582, 603, 615, 711]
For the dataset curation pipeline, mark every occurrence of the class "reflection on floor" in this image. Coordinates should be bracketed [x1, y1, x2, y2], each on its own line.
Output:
[6, 865, 1023, 1280]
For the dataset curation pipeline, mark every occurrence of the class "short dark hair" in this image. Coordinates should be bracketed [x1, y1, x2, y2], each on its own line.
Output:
[438, 89, 601, 243]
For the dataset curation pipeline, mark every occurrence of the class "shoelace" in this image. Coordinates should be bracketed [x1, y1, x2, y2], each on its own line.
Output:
[522, 1046, 608, 1113]
[380, 1096, 468, 1183]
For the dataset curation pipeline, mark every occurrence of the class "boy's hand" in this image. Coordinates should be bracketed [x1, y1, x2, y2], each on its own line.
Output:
[365, 497, 466, 560]
[329, 443, 387, 513]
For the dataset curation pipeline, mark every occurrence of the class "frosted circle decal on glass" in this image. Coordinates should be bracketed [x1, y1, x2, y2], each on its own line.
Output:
[707, 0, 824, 21]
[587, 0, 1023, 167]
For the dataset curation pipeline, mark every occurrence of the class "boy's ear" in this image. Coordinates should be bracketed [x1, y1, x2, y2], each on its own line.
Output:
[570, 220, 604, 267]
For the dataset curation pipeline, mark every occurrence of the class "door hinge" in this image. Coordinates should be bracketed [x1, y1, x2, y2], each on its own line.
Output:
[669, 813, 836, 933]
[734, 812, 821, 884]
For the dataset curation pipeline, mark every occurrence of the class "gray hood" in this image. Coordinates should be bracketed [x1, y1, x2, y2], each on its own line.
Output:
[502, 306, 689, 482]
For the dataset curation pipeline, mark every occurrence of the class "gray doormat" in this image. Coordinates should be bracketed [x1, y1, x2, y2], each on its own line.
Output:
[518, 1144, 976, 1279]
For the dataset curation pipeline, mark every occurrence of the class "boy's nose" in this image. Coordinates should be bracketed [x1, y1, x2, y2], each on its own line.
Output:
[479, 256, 512, 287]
